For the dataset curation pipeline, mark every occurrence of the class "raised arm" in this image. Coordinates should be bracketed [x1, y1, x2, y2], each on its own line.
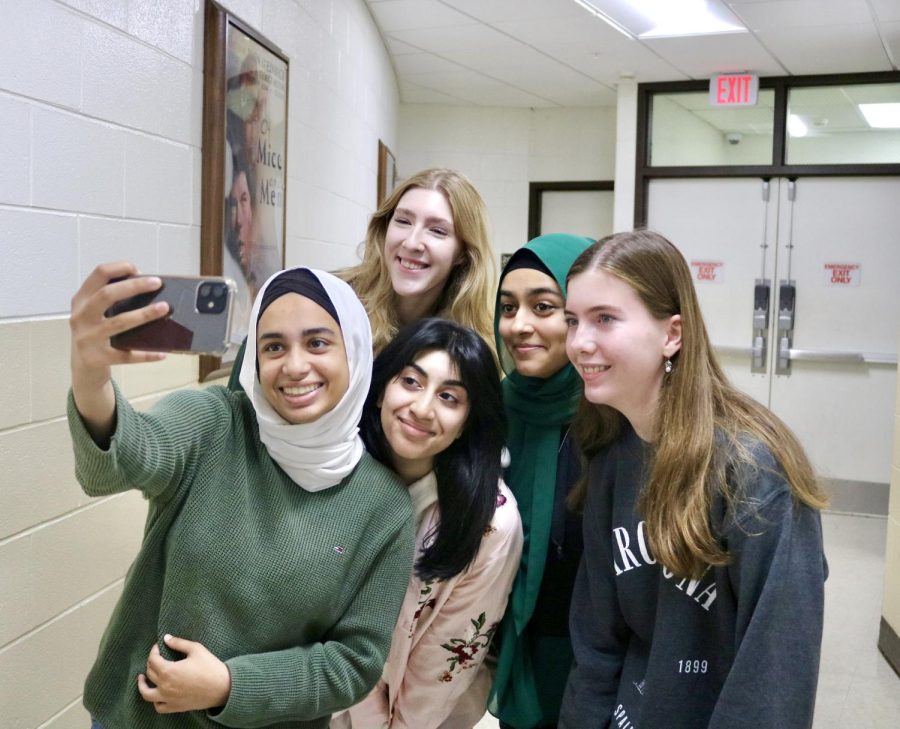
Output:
[69, 262, 168, 445]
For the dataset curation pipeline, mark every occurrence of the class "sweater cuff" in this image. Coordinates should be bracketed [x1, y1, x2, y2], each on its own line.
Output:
[67, 381, 129, 487]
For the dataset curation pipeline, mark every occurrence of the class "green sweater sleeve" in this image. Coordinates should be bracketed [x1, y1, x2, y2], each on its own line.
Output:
[67, 382, 231, 503]
[212, 506, 416, 727]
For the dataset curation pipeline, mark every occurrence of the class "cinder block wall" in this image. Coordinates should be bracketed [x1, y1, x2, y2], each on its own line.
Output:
[0, 1, 398, 725]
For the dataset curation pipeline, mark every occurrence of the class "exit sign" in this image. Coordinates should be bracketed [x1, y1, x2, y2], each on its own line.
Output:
[710, 74, 759, 106]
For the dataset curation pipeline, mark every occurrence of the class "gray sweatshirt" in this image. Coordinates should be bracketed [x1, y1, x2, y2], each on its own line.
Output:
[560, 427, 827, 729]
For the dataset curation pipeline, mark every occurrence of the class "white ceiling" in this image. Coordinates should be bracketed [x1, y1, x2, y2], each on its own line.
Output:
[363, 0, 900, 108]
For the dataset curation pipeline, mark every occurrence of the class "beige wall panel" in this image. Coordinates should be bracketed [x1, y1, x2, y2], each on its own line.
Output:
[891, 416, 899, 525]
[30, 317, 72, 423]
[0, 321, 32, 429]
[111, 353, 199, 400]
[0, 583, 123, 729]
[0, 420, 82, 539]
[43, 699, 90, 729]
[883, 514, 900, 629]
[0, 491, 146, 646]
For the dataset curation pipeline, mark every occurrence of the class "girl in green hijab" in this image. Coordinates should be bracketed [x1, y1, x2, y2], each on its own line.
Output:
[488, 234, 594, 729]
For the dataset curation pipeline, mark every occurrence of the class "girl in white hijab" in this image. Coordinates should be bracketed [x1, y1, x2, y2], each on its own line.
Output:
[239, 266, 373, 489]
[68, 263, 415, 728]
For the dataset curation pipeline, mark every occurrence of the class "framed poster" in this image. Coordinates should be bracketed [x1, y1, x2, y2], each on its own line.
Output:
[200, 0, 288, 380]
[377, 140, 398, 206]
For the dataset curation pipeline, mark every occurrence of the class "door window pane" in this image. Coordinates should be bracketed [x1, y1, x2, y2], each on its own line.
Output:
[650, 90, 775, 166]
[786, 83, 900, 164]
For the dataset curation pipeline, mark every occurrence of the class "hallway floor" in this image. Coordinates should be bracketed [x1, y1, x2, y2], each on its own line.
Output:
[475, 511, 899, 728]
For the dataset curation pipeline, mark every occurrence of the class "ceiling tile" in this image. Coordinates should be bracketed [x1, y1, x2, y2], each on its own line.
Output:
[491, 13, 641, 49]
[644, 32, 786, 78]
[439, 0, 586, 24]
[399, 80, 473, 105]
[365, 0, 900, 109]
[544, 43, 690, 84]
[881, 21, 900, 62]
[386, 23, 518, 54]
[731, 0, 873, 30]
[868, 0, 900, 23]
[401, 68, 558, 106]
[756, 23, 893, 74]
[368, 0, 473, 32]
[393, 52, 466, 75]
[385, 37, 421, 55]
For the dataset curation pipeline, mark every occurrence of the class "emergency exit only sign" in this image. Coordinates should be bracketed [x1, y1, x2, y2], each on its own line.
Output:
[709, 74, 759, 106]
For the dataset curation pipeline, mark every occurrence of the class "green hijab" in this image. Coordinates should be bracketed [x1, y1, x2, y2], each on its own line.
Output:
[489, 234, 593, 727]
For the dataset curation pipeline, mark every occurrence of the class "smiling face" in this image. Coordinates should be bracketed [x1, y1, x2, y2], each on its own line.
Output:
[565, 268, 681, 440]
[379, 349, 470, 484]
[384, 187, 464, 324]
[256, 293, 350, 424]
[498, 267, 570, 379]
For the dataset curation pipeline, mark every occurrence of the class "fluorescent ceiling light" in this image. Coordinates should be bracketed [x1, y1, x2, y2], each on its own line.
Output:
[572, 0, 747, 39]
[787, 114, 808, 138]
[859, 103, 900, 129]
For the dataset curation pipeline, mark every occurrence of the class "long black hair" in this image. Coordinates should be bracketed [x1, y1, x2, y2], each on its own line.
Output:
[361, 318, 505, 582]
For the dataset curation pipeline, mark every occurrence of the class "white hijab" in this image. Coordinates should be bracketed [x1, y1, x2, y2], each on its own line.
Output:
[238, 267, 373, 491]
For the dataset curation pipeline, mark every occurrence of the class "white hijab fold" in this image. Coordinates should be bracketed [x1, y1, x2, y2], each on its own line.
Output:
[238, 267, 373, 491]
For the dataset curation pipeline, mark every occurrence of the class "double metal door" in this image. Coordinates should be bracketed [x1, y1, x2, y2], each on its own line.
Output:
[647, 176, 900, 488]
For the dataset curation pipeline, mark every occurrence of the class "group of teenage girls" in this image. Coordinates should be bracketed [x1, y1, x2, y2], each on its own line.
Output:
[69, 166, 827, 729]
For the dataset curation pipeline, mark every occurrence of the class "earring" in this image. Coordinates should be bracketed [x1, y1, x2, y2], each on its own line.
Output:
[664, 358, 673, 374]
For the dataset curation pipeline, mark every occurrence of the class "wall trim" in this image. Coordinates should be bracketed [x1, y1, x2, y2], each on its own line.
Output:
[823, 478, 890, 516]
[878, 617, 900, 678]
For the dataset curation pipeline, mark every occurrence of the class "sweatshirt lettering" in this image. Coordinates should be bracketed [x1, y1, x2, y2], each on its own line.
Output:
[613, 704, 634, 728]
[613, 521, 718, 611]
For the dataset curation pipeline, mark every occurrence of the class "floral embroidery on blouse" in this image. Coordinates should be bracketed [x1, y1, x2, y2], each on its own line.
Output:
[437, 612, 498, 681]
[410, 582, 437, 637]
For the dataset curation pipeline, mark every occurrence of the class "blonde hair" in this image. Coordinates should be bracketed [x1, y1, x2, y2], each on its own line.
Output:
[340, 168, 496, 354]
[569, 230, 828, 578]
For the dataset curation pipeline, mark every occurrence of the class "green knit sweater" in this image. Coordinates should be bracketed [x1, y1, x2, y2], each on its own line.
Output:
[67, 384, 415, 728]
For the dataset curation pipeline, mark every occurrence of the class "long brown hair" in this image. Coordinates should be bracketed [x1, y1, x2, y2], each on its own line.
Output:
[569, 230, 827, 578]
[340, 168, 496, 354]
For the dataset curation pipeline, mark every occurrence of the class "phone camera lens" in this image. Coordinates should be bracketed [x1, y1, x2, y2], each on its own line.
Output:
[196, 280, 227, 315]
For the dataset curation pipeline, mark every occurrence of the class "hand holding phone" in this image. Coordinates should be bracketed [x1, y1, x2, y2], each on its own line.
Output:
[69, 262, 171, 443]
[107, 275, 236, 356]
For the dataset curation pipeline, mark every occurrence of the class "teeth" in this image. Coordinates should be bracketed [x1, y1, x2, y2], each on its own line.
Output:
[583, 365, 610, 373]
[283, 384, 319, 396]
[400, 259, 427, 271]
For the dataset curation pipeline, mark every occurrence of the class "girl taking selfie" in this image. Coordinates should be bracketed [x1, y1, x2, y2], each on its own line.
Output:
[559, 231, 828, 729]
[69, 264, 414, 727]
[333, 318, 522, 729]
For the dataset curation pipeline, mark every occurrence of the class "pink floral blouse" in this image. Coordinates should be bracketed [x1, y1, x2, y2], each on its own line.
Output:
[332, 472, 523, 729]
